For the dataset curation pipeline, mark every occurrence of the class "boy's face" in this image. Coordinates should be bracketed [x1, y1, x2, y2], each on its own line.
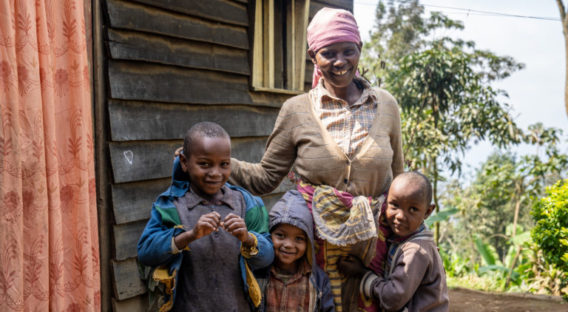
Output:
[386, 177, 434, 237]
[271, 224, 307, 272]
[180, 135, 231, 197]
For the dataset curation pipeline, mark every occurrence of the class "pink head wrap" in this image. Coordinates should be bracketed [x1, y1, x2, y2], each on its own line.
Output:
[307, 7, 361, 88]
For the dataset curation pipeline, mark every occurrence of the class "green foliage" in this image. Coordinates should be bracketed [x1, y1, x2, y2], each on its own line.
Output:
[531, 179, 568, 297]
[425, 207, 458, 227]
[389, 46, 523, 174]
[439, 147, 567, 295]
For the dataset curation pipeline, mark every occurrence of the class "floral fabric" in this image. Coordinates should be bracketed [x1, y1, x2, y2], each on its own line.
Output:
[0, 0, 100, 311]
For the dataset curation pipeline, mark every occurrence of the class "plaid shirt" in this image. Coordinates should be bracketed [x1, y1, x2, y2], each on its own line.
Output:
[266, 260, 311, 312]
[310, 77, 378, 158]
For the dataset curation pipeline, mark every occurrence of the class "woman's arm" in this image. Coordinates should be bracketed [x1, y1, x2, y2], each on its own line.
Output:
[229, 100, 298, 195]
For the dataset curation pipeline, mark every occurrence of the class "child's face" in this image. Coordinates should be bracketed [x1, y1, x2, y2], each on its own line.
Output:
[386, 177, 434, 237]
[180, 136, 231, 197]
[271, 224, 307, 272]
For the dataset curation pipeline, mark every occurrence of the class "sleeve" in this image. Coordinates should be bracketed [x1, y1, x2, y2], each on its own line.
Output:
[371, 244, 430, 311]
[229, 100, 298, 195]
[137, 206, 185, 267]
[241, 193, 274, 270]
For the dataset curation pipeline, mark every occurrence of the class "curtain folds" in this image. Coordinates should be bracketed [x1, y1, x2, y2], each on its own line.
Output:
[0, 0, 100, 311]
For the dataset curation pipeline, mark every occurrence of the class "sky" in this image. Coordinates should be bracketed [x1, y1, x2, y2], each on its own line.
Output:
[353, 0, 568, 176]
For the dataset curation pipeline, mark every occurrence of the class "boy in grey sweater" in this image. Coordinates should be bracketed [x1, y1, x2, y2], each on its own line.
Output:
[339, 172, 449, 312]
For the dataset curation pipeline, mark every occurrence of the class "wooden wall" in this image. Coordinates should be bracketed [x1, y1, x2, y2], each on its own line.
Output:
[95, 0, 353, 310]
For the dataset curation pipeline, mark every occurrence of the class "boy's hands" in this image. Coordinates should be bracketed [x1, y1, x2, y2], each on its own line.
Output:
[174, 212, 254, 250]
[192, 211, 222, 240]
[223, 213, 254, 247]
[338, 255, 368, 278]
[174, 211, 222, 250]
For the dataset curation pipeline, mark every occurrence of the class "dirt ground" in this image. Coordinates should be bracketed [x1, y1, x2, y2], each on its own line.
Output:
[449, 287, 567, 312]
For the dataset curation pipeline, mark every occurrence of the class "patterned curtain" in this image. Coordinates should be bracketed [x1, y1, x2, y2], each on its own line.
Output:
[0, 0, 100, 311]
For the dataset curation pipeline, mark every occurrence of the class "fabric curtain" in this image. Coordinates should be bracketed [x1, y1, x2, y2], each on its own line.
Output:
[0, 0, 100, 311]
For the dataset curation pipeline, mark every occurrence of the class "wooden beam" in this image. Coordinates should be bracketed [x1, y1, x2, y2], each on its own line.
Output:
[111, 178, 170, 225]
[114, 221, 147, 261]
[108, 61, 253, 105]
[109, 138, 267, 183]
[112, 295, 148, 312]
[107, 0, 248, 49]
[130, 0, 248, 26]
[263, 0, 275, 88]
[107, 29, 250, 75]
[112, 258, 147, 300]
[93, 0, 112, 310]
[108, 100, 278, 141]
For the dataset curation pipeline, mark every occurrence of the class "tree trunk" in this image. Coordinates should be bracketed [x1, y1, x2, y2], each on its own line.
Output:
[556, 0, 568, 118]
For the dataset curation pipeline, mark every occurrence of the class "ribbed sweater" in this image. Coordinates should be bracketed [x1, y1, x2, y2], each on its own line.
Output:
[230, 87, 404, 198]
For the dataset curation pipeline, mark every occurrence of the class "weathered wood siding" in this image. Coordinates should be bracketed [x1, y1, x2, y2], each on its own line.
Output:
[98, 0, 353, 310]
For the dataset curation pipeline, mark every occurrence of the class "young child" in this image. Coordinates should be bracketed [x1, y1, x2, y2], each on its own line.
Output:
[256, 190, 335, 312]
[137, 121, 274, 312]
[339, 172, 449, 312]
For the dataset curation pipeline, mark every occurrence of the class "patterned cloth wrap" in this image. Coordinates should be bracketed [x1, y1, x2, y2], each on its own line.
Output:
[296, 180, 391, 312]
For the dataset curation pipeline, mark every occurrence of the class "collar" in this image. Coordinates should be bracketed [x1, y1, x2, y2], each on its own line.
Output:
[312, 76, 376, 108]
[270, 258, 312, 283]
[184, 184, 240, 211]
[388, 223, 427, 244]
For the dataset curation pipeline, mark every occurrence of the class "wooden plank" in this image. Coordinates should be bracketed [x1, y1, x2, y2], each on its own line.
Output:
[112, 258, 147, 300]
[108, 61, 253, 105]
[108, 100, 278, 141]
[112, 295, 148, 312]
[114, 221, 147, 260]
[107, 29, 250, 75]
[93, 0, 112, 310]
[130, 0, 248, 26]
[112, 178, 170, 224]
[263, 0, 275, 88]
[107, 0, 248, 49]
[109, 138, 267, 183]
[251, 0, 264, 88]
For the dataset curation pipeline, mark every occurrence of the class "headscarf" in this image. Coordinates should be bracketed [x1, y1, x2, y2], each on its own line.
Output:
[307, 7, 361, 88]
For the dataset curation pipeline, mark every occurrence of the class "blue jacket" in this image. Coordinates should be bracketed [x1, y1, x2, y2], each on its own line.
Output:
[137, 156, 274, 311]
[256, 190, 335, 312]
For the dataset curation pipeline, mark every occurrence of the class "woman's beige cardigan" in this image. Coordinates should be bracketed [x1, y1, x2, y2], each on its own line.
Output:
[230, 87, 404, 197]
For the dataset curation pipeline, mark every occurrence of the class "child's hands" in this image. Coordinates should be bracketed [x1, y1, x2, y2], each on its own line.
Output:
[338, 255, 368, 278]
[191, 211, 222, 240]
[222, 213, 254, 247]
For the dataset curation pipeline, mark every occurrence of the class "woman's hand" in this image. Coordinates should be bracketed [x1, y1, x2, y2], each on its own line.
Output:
[174, 146, 183, 158]
[338, 255, 368, 278]
[222, 213, 254, 247]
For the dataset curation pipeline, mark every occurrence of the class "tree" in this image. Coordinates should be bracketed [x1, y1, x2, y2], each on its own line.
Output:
[531, 179, 568, 298]
[555, 0, 568, 118]
[361, 0, 525, 241]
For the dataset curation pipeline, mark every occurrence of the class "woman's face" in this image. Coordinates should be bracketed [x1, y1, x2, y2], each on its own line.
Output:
[311, 41, 361, 90]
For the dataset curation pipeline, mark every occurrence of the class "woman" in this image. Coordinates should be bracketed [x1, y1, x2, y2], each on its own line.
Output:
[229, 7, 404, 312]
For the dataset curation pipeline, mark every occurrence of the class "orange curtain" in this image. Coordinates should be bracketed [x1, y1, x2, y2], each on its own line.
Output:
[0, 0, 100, 311]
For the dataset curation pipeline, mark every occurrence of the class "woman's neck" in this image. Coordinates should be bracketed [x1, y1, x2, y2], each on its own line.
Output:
[323, 80, 362, 106]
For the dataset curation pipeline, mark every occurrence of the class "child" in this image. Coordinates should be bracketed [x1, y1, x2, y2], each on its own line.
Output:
[256, 190, 335, 312]
[339, 172, 449, 312]
[137, 121, 274, 312]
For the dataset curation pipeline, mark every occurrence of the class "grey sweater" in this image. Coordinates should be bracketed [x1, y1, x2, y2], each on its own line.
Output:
[230, 87, 404, 197]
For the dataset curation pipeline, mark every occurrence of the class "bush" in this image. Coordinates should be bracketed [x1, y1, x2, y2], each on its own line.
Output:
[531, 179, 568, 298]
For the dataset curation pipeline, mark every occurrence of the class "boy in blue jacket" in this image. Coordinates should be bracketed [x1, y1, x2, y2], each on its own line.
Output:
[257, 190, 335, 312]
[137, 122, 273, 311]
